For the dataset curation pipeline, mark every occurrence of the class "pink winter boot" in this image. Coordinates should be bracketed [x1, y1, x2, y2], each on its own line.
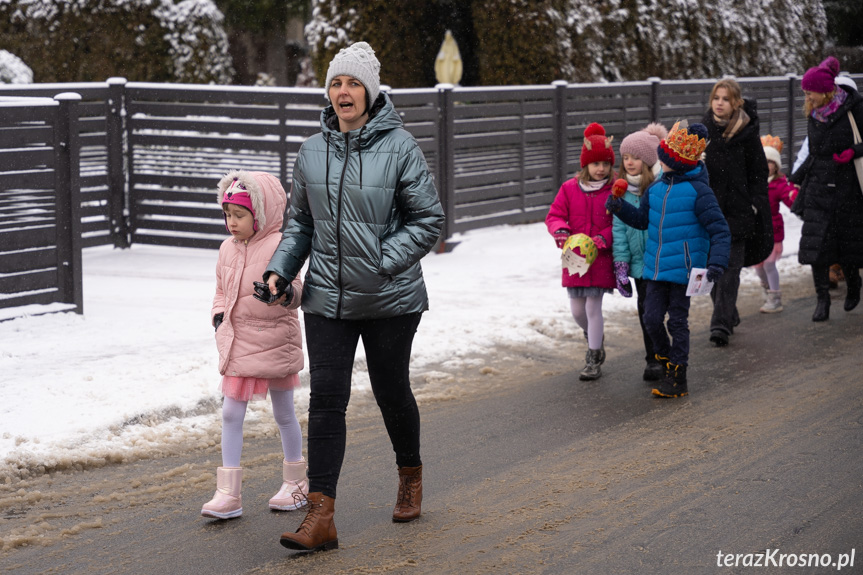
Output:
[269, 458, 309, 511]
[201, 467, 243, 519]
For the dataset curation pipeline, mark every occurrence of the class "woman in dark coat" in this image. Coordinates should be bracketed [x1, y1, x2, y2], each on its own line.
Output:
[790, 57, 863, 321]
[701, 78, 770, 346]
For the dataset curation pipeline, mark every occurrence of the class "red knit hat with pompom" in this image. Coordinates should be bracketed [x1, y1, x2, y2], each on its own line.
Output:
[580, 122, 615, 168]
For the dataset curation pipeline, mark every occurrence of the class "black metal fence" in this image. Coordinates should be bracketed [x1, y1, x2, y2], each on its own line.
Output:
[0, 93, 83, 314]
[2, 74, 861, 316]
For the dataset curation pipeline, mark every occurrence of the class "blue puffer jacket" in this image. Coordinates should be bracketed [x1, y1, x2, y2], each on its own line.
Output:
[612, 163, 731, 285]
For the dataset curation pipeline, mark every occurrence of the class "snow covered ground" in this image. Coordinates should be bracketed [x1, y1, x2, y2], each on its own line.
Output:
[0, 210, 805, 479]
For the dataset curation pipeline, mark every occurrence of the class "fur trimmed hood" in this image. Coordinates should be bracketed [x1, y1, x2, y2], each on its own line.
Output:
[217, 170, 287, 237]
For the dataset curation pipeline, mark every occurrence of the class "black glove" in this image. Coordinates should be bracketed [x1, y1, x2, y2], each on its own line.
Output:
[706, 265, 724, 283]
[605, 195, 622, 213]
[252, 277, 291, 305]
[213, 313, 224, 331]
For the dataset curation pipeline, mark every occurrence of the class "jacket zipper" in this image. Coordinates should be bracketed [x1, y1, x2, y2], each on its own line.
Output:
[684, 241, 691, 276]
[335, 132, 351, 318]
[654, 178, 673, 280]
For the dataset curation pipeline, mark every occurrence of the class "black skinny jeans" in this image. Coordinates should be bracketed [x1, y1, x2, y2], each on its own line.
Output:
[303, 312, 423, 500]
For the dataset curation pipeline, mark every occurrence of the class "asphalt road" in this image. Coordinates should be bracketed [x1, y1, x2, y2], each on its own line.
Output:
[2, 274, 862, 574]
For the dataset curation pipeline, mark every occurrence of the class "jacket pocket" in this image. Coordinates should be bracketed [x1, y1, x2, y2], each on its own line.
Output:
[241, 317, 278, 332]
[684, 241, 692, 272]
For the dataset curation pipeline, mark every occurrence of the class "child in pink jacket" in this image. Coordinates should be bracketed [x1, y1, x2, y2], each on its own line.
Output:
[202, 170, 306, 520]
[546, 122, 616, 381]
[754, 136, 797, 313]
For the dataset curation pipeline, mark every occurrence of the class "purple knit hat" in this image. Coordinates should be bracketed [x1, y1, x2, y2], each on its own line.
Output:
[802, 56, 840, 93]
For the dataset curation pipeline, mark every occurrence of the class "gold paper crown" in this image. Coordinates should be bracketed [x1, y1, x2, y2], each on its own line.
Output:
[761, 134, 783, 153]
[664, 120, 707, 162]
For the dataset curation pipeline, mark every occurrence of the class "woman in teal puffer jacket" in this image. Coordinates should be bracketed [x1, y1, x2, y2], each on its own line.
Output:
[265, 42, 444, 555]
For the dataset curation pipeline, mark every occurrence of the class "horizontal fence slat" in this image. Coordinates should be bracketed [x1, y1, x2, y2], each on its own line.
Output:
[132, 232, 223, 250]
[0, 290, 60, 310]
[129, 132, 282, 151]
[0, 227, 56, 251]
[0, 268, 57, 293]
[0, 246, 56, 274]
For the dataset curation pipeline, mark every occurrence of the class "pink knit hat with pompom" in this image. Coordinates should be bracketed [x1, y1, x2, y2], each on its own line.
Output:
[619, 123, 668, 167]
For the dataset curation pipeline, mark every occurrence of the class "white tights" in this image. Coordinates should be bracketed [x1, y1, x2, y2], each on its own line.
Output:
[221, 388, 303, 468]
[754, 260, 780, 291]
[570, 294, 605, 350]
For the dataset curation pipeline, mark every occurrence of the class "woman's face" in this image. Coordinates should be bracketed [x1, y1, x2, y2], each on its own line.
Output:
[622, 154, 644, 176]
[329, 75, 368, 132]
[711, 87, 734, 119]
[803, 90, 831, 110]
[223, 204, 255, 241]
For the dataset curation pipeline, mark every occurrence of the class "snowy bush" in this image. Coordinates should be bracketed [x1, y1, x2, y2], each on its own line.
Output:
[472, 0, 564, 85]
[0, 50, 33, 84]
[0, 0, 233, 84]
[557, 0, 828, 82]
[304, 0, 827, 86]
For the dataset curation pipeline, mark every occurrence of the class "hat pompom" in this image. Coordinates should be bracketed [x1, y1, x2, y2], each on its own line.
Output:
[584, 122, 606, 138]
[644, 122, 668, 142]
[820, 56, 840, 77]
[688, 123, 708, 141]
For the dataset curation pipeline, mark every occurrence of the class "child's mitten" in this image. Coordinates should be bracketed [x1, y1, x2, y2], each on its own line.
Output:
[554, 229, 571, 249]
[613, 261, 632, 298]
[213, 313, 224, 331]
[706, 264, 724, 283]
[591, 234, 607, 250]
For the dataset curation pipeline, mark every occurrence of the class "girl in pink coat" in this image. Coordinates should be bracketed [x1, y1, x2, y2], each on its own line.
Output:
[754, 137, 797, 313]
[546, 122, 616, 381]
[202, 170, 306, 520]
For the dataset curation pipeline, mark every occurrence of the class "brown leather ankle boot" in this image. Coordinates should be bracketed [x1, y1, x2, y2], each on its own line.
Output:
[392, 465, 423, 522]
[279, 492, 338, 553]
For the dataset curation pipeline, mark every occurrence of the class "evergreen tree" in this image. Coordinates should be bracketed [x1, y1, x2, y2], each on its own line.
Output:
[0, 0, 233, 83]
[304, 0, 827, 87]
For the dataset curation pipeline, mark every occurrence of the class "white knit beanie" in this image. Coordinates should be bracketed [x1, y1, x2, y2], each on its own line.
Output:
[763, 145, 781, 170]
[325, 42, 381, 104]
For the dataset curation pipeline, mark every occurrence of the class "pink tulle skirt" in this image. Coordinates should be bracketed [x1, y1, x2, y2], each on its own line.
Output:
[220, 373, 300, 402]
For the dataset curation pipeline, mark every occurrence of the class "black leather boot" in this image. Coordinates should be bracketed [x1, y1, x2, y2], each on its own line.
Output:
[842, 265, 861, 312]
[812, 265, 831, 322]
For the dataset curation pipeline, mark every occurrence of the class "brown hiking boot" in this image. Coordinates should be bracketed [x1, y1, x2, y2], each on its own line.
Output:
[279, 492, 338, 553]
[392, 465, 423, 522]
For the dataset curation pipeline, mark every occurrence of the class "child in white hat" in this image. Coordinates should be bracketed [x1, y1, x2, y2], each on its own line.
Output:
[754, 135, 797, 313]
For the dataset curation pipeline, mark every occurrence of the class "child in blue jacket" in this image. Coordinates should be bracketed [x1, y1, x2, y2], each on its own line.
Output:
[606, 122, 731, 398]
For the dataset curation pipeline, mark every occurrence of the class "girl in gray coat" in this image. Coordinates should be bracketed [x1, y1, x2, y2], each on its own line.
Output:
[264, 42, 445, 554]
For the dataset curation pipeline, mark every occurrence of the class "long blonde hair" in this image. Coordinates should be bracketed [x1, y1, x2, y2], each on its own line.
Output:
[632, 162, 656, 194]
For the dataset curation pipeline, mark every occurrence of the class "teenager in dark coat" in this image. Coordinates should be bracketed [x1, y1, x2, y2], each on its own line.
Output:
[701, 78, 770, 346]
[790, 57, 863, 320]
